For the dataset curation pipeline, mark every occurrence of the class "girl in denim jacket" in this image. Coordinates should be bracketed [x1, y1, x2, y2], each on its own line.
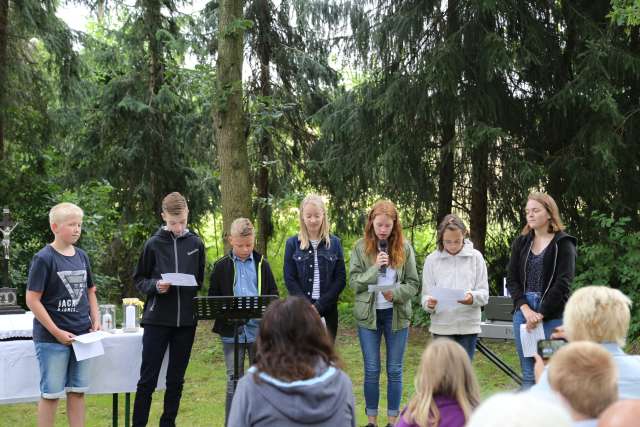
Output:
[284, 195, 347, 341]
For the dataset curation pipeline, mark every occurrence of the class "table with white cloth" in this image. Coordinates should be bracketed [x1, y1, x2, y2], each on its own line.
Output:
[0, 311, 34, 340]
[0, 313, 168, 427]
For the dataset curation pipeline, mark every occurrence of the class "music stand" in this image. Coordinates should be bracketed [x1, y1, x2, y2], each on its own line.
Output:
[194, 295, 278, 420]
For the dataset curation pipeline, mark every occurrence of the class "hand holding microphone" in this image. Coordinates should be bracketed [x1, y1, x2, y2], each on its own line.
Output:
[377, 239, 389, 275]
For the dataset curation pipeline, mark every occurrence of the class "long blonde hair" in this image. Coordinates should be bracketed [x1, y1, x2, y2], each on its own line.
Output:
[404, 339, 480, 426]
[298, 195, 331, 250]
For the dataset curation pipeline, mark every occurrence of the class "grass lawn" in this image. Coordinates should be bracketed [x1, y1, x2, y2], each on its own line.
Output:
[3, 323, 520, 426]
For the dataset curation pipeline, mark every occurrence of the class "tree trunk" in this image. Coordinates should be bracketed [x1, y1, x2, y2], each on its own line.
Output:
[436, 122, 455, 225]
[469, 136, 489, 255]
[142, 0, 165, 209]
[436, 0, 460, 225]
[0, 0, 9, 160]
[215, 0, 252, 249]
[254, 0, 273, 255]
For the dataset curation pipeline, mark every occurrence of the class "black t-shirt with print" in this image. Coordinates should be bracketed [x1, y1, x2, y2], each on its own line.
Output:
[27, 244, 94, 342]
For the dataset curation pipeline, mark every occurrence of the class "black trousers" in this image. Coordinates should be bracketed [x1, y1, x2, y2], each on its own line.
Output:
[132, 324, 196, 427]
[320, 303, 339, 342]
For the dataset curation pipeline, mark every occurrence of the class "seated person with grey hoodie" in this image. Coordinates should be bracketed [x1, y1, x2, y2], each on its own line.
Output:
[228, 296, 356, 427]
[422, 214, 489, 360]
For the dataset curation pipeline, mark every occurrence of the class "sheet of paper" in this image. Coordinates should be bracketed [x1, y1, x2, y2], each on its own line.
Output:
[161, 273, 197, 287]
[428, 287, 467, 313]
[72, 339, 105, 361]
[367, 283, 399, 293]
[520, 323, 545, 357]
[73, 331, 109, 344]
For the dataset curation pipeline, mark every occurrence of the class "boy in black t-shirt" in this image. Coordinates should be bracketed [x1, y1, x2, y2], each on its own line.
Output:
[26, 202, 100, 427]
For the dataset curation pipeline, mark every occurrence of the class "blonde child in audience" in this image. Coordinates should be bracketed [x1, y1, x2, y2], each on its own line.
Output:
[547, 341, 618, 427]
[396, 338, 480, 427]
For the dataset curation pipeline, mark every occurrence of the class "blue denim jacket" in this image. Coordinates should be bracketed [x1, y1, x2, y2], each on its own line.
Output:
[283, 235, 347, 315]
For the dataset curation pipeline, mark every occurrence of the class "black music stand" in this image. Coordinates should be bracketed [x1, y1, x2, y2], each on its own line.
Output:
[194, 295, 278, 422]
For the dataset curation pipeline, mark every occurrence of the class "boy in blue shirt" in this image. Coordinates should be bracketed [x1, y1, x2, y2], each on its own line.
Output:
[26, 202, 100, 427]
[208, 218, 279, 423]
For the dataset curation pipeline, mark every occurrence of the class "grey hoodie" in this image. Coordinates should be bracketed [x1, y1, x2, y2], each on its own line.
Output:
[227, 362, 356, 427]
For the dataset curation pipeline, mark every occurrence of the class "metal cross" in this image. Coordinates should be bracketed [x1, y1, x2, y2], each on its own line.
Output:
[0, 208, 18, 261]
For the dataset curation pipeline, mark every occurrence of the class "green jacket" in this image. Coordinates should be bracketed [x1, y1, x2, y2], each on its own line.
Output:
[349, 238, 420, 331]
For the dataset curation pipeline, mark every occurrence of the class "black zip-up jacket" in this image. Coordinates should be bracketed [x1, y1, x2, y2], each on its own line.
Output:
[134, 227, 205, 327]
[208, 250, 279, 337]
[506, 230, 577, 320]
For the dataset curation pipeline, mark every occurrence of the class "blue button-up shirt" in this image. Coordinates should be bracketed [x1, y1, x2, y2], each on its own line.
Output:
[221, 253, 260, 344]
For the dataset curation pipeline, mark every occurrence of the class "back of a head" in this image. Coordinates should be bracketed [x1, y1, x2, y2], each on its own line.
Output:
[421, 339, 480, 398]
[598, 400, 640, 427]
[548, 341, 617, 419]
[564, 286, 631, 346]
[466, 393, 572, 427]
[255, 296, 339, 382]
[406, 338, 480, 426]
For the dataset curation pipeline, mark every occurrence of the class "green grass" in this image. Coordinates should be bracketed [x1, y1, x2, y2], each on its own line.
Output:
[2, 324, 520, 426]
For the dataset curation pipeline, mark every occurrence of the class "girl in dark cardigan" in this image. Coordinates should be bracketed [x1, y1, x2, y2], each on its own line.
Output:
[506, 192, 576, 388]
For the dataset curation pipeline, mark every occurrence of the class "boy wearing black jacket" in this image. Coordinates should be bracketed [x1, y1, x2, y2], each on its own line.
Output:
[132, 192, 205, 427]
[208, 217, 279, 422]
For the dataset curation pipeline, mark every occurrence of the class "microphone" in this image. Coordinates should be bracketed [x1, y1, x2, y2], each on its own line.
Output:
[378, 239, 388, 275]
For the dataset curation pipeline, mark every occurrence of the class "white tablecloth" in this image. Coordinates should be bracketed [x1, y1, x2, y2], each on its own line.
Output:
[0, 330, 168, 404]
[0, 312, 34, 339]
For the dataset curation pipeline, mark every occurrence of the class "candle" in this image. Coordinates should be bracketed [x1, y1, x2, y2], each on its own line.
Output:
[102, 313, 112, 331]
[125, 305, 136, 330]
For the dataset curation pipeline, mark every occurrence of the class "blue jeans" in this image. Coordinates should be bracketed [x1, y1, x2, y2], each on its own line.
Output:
[357, 308, 409, 417]
[432, 334, 478, 360]
[34, 341, 91, 399]
[513, 292, 563, 389]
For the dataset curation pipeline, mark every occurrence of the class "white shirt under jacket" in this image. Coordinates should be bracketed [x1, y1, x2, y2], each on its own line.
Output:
[421, 240, 489, 335]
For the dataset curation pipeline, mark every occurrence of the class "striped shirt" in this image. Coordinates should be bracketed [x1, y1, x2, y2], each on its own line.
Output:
[311, 240, 320, 300]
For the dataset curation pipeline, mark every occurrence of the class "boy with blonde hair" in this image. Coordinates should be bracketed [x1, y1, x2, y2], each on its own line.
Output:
[132, 192, 205, 427]
[548, 341, 618, 426]
[26, 202, 100, 427]
[208, 217, 279, 423]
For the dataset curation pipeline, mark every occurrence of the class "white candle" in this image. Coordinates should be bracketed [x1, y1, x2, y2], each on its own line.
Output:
[125, 305, 136, 329]
[101, 313, 112, 330]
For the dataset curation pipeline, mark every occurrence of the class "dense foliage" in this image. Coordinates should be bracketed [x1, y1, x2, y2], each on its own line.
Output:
[1, 0, 638, 340]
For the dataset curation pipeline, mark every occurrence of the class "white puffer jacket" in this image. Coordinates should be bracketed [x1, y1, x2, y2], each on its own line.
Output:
[421, 240, 489, 335]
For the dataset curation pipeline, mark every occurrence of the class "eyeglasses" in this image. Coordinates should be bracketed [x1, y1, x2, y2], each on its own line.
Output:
[443, 240, 463, 245]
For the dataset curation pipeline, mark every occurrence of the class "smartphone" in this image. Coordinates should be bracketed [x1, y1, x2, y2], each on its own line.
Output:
[537, 339, 567, 359]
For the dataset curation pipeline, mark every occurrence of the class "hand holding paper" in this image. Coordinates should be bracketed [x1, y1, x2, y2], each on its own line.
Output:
[161, 273, 197, 287]
[520, 323, 545, 357]
[72, 331, 109, 361]
[428, 287, 467, 313]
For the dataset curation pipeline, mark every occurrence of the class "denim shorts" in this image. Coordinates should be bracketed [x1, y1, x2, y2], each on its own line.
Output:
[34, 341, 91, 399]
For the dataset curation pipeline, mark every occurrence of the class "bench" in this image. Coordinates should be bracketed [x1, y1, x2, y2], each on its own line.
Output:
[476, 296, 522, 385]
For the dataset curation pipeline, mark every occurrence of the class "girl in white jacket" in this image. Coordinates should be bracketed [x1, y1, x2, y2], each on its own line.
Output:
[422, 214, 489, 359]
